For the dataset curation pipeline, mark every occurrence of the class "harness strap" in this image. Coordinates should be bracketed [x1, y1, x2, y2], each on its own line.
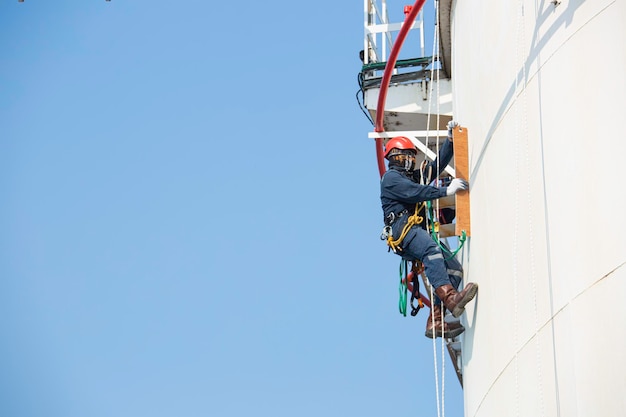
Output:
[409, 264, 424, 316]
[386, 202, 426, 252]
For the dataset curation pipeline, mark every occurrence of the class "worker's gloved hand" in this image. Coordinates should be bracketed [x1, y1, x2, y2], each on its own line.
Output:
[446, 178, 469, 195]
[447, 120, 459, 139]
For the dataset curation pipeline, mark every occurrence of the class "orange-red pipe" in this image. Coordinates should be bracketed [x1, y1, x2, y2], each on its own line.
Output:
[374, 0, 428, 178]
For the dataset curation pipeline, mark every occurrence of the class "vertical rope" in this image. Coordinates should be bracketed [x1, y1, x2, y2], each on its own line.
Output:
[434, 0, 442, 228]
[433, 3, 445, 416]
[425, 0, 440, 153]
[435, 0, 441, 187]
[440, 304, 446, 417]
[430, 286, 442, 417]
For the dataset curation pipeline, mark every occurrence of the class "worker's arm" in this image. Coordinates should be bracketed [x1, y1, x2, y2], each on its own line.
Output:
[383, 170, 447, 204]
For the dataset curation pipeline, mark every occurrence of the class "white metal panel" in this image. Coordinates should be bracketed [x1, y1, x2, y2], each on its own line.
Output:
[364, 80, 453, 115]
[451, 0, 626, 416]
[566, 273, 626, 415]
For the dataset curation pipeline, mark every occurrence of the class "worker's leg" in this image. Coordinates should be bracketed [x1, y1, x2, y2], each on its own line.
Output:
[402, 228, 477, 318]
[402, 233, 467, 338]
[433, 240, 463, 289]
[444, 254, 463, 290]
[401, 228, 451, 294]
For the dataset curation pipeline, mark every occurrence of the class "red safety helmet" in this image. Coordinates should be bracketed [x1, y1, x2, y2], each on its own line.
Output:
[383, 136, 416, 159]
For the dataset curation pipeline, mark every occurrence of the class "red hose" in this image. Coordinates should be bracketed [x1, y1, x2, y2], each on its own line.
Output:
[374, 0, 428, 178]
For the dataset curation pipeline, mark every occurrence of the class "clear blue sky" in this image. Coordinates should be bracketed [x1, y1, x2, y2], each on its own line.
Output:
[1, 1, 463, 416]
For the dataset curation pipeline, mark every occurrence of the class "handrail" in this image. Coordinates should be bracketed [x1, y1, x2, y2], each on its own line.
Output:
[361, 56, 432, 72]
[374, 0, 428, 178]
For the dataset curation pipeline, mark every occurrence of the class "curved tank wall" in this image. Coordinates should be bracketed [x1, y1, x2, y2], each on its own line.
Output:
[450, 0, 626, 416]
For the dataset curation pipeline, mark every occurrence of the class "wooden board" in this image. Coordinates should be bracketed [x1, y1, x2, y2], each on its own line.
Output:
[453, 126, 471, 237]
[438, 223, 456, 238]
[437, 195, 456, 209]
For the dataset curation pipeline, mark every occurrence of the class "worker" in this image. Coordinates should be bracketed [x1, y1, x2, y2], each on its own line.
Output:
[380, 122, 478, 338]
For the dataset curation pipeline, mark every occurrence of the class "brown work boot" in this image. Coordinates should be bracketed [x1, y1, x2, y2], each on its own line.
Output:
[425, 304, 465, 339]
[435, 283, 478, 318]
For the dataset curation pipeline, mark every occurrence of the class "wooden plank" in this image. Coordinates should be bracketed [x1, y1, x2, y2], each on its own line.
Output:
[438, 223, 456, 238]
[436, 195, 456, 209]
[453, 126, 471, 237]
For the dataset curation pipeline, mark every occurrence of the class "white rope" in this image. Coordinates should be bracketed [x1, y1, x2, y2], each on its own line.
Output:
[424, 0, 440, 157]
[440, 303, 446, 417]
[430, 285, 442, 417]
[433, 3, 445, 415]
[435, 0, 441, 189]
[426, 2, 446, 417]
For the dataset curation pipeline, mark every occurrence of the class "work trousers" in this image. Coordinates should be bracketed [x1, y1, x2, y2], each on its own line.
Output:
[393, 223, 463, 306]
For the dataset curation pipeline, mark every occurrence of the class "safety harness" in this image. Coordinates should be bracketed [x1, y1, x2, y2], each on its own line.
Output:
[398, 260, 425, 317]
[384, 202, 428, 317]
[385, 201, 426, 253]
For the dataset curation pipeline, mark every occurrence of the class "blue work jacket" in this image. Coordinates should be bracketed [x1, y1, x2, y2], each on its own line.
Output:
[380, 138, 454, 226]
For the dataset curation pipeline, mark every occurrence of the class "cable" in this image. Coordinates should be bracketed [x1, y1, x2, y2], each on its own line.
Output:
[431, 285, 442, 417]
[356, 73, 375, 125]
